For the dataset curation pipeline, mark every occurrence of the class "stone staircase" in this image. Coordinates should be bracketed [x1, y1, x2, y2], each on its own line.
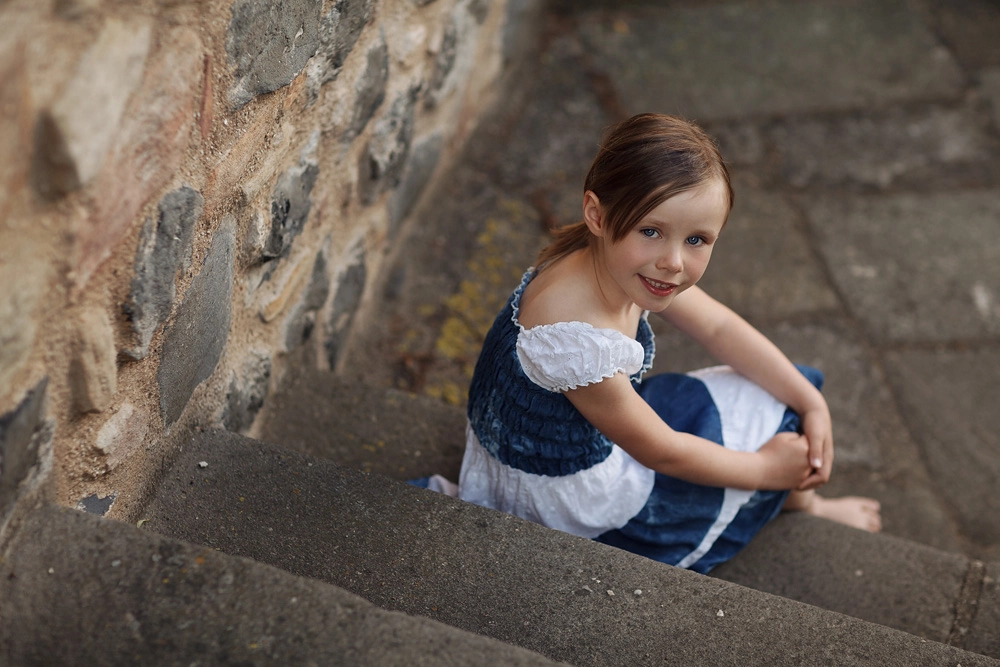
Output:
[3, 368, 999, 664]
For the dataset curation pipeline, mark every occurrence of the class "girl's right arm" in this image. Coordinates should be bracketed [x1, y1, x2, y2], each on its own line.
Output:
[564, 372, 813, 490]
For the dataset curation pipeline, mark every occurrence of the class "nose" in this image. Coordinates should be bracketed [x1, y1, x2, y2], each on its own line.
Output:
[657, 243, 683, 274]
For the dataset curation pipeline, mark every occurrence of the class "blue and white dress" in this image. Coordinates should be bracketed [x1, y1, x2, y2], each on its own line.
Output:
[458, 269, 822, 573]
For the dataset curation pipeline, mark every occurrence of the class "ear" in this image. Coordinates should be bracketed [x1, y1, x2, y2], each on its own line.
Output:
[582, 191, 606, 237]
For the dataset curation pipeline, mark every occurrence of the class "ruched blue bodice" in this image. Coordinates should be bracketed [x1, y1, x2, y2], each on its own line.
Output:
[466, 271, 654, 477]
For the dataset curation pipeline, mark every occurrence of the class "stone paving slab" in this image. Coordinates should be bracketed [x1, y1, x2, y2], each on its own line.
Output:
[804, 190, 1000, 343]
[767, 104, 1000, 191]
[883, 347, 1000, 553]
[697, 176, 841, 321]
[0, 503, 565, 667]
[576, 0, 964, 122]
[141, 429, 1000, 666]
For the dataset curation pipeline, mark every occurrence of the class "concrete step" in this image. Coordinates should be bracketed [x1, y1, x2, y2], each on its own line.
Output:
[0, 501, 566, 666]
[140, 428, 1000, 666]
[255, 369, 1000, 658]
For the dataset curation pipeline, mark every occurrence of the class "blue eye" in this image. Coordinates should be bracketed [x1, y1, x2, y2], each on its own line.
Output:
[686, 236, 704, 246]
[640, 228, 659, 238]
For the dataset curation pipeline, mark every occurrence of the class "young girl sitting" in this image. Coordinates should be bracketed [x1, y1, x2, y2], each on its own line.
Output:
[456, 113, 881, 573]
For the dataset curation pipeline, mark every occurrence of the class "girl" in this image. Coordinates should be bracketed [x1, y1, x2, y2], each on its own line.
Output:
[457, 113, 880, 574]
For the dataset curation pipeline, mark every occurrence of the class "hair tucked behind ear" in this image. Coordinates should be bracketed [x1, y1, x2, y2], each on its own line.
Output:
[536, 114, 733, 269]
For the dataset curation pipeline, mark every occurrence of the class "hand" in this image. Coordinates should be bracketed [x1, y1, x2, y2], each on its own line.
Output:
[796, 406, 834, 491]
[756, 431, 812, 490]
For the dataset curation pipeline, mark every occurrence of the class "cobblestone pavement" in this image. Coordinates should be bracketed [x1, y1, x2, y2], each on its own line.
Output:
[347, 0, 1000, 561]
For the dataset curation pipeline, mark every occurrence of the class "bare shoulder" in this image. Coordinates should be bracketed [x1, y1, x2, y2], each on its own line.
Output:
[518, 254, 598, 329]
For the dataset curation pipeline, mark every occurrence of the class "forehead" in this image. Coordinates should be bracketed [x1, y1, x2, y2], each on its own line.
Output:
[643, 179, 730, 228]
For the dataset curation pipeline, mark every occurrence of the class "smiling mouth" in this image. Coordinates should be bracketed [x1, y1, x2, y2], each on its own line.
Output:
[640, 275, 677, 297]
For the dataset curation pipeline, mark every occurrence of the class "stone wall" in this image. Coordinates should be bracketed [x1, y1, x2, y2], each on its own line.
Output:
[0, 0, 534, 534]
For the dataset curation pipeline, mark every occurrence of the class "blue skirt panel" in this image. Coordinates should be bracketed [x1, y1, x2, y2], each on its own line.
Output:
[596, 365, 824, 573]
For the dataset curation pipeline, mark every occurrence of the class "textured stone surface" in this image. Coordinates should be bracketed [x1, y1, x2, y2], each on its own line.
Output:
[141, 430, 1000, 666]
[222, 351, 272, 434]
[805, 191, 1000, 343]
[883, 348, 1000, 547]
[1, 504, 565, 666]
[425, 17, 458, 106]
[324, 252, 367, 368]
[82, 27, 202, 286]
[698, 180, 840, 321]
[347, 36, 388, 139]
[389, 132, 443, 230]
[158, 221, 235, 427]
[968, 560, 1000, 658]
[283, 251, 331, 350]
[931, 0, 1000, 69]
[0, 255, 46, 399]
[0, 379, 50, 519]
[768, 105, 997, 189]
[264, 162, 319, 261]
[713, 514, 968, 642]
[70, 307, 117, 413]
[125, 186, 204, 359]
[578, 0, 964, 121]
[258, 367, 466, 480]
[306, 0, 373, 94]
[94, 402, 149, 473]
[982, 67, 1000, 131]
[358, 90, 416, 205]
[226, 0, 322, 109]
[31, 18, 151, 198]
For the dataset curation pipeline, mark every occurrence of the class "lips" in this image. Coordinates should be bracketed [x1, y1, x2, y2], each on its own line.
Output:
[640, 275, 677, 297]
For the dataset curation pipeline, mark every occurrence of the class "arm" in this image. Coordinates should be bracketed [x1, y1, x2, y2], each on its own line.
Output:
[656, 286, 833, 489]
[563, 372, 813, 491]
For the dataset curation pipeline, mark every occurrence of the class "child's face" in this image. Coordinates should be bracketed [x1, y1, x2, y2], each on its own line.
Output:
[596, 179, 729, 312]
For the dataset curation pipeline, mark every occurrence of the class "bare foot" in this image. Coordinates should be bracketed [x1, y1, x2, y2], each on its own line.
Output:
[799, 494, 882, 532]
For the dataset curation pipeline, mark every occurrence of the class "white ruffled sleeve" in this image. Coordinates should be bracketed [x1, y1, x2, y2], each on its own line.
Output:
[516, 322, 645, 392]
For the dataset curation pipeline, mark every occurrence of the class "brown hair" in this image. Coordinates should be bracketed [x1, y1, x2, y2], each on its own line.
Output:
[536, 114, 733, 268]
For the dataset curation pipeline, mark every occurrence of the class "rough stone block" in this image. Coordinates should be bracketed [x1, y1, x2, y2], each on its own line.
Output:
[31, 18, 151, 199]
[577, 0, 964, 121]
[75, 492, 117, 516]
[389, 132, 443, 230]
[346, 35, 388, 139]
[425, 18, 458, 107]
[931, 0, 1000, 69]
[124, 186, 204, 359]
[324, 252, 367, 368]
[158, 221, 235, 427]
[0, 379, 51, 520]
[79, 27, 202, 286]
[265, 162, 319, 261]
[70, 307, 117, 413]
[227, 0, 322, 109]
[284, 251, 331, 350]
[94, 402, 149, 473]
[0, 253, 47, 399]
[805, 191, 1000, 343]
[222, 351, 272, 434]
[358, 90, 416, 205]
[306, 0, 373, 95]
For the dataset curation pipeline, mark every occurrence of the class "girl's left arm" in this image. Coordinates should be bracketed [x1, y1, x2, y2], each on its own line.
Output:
[656, 286, 832, 489]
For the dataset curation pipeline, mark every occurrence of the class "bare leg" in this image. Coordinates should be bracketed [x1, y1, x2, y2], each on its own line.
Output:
[783, 490, 882, 532]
